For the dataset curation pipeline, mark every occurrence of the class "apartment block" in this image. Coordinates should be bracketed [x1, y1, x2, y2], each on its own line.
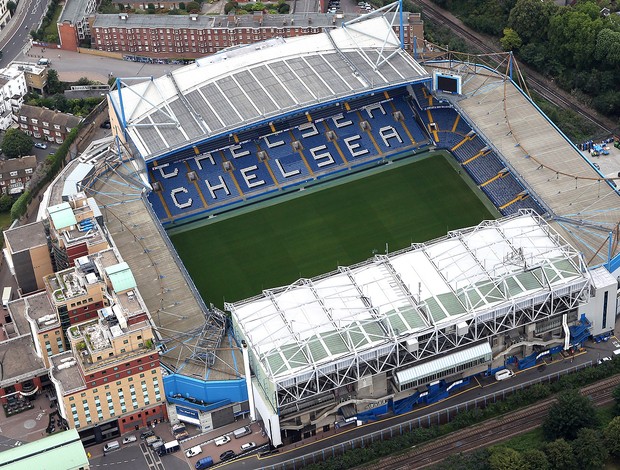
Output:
[47, 192, 109, 270]
[88, 12, 422, 56]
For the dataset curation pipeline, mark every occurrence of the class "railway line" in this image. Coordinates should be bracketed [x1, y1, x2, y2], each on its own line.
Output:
[374, 374, 620, 469]
[412, 0, 616, 135]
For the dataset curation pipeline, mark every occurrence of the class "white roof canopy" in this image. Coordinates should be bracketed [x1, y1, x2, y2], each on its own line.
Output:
[110, 14, 429, 161]
[228, 212, 588, 381]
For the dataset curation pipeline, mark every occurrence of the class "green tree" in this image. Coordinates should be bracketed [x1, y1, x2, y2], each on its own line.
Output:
[277, 2, 289, 13]
[1, 129, 34, 158]
[542, 389, 598, 441]
[224, 1, 237, 13]
[522, 449, 549, 470]
[594, 28, 620, 65]
[489, 447, 524, 470]
[179, 1, 185, 9]
[500, 28, 522, 51]
[46, 69, 64, 95]
[571, 428, 607, 469]
[545, 439, 576, 470]
[507, 0, 556, 44]
[186, 1, 200, 12]
[604, 416, 620, 458]
[0, 194, 13, 212]
[6, 0, 16, 15]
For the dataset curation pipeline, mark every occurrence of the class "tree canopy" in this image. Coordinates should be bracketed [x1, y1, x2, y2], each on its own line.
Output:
[542, 389, 598, 441]
[2, 129, 34, 158]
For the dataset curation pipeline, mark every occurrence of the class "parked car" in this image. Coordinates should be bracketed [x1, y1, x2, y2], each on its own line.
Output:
[34, 142, 47, 149]
[122, 435, 137, 444]
[494, 369, 514, 381]
[140, 430, 155, 439]
[598, 356, 612, 365]
[214, 435, 231, 446]
[186, 445, 202, 458]
[240, 442, 256, 453]
[219, 449, 236, 461]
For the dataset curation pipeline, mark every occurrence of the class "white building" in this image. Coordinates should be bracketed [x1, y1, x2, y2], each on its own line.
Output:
[0, 64, 28, 130]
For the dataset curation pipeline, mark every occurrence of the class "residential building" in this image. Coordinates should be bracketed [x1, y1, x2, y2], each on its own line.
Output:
[9, 61, 48, 94]
[58, 0, 98, 50]
[17, 105, 83, 144]
[0, 0, 12, 30]
[47, 192, 109, 270]
[0, 155, 37, 195]
[0, 66, 27, 130]
[3, 220, 54, 294]
[87, 12, 422, 56]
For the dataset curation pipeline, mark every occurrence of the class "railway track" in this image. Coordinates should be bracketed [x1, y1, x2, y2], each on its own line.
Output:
[412, 0, 615, 135]
[374, 374, 620, 470]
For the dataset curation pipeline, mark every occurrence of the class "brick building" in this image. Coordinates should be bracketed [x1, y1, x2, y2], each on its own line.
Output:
[17, 105, 83, 145]
[0, 155, 37, 195]
[49, 249, 165, 444]
[87, 11, 423, 57]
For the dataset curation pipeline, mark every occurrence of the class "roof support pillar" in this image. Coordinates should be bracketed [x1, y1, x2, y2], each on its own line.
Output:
[242, 340, 257, 422]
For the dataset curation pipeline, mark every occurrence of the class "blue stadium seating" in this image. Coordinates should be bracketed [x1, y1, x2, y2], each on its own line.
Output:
[482, 173, 524, 207]
[464, 152, 506, 185]
[325, 111, 379, 161]
[224, 143, 275, 196]
[451, 136, 486, 163]
[435, 132, 463, 150]
[501, 196, 544, 216]
[291, 123, 347, 174]
[411, 83, 431, 109]
[146, 86, 546, 224]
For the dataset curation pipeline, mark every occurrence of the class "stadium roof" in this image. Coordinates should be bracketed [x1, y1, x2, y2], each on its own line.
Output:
[228, 212, 588, 381]
[426, 60, 620, 266]
[110, 14, 430, 161]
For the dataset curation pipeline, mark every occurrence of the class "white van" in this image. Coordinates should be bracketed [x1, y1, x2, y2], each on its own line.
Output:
[233, 426, 251, 439]
[613, 349, 620, 356]
[214, 435, 230, 446]
[103, 440, 120, 454]
[494, 369, 514, 381]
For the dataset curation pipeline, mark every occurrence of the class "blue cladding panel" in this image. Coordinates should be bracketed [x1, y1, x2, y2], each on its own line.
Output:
[163, 374, 248, 404]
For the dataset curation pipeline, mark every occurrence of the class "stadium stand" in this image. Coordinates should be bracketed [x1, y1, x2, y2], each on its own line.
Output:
[146, 92, 431, 223]
[482, 173, 524, 207]
[465, 152, 506, 185]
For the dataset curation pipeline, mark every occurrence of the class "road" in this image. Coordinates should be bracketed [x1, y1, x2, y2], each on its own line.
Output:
[0, 0, 48, 68]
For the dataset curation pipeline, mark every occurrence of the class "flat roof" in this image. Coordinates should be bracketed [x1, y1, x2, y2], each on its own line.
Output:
[24, 291, 58, 332]
[0, 335, 47, 389]
[0, 428, 88, 469]
[4, 220, 48, 253]
[94, 12, 362, 29]
[105, 262, 137, 292]
[50, 351, 85, 395]
[110, 15, 429, 161]
[48, 202, 77, 230]
[228, 213, 589, 381]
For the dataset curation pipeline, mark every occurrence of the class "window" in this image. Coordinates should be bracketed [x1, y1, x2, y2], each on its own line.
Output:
[25, 168, 33, 174]
[9, 171, 17, 177]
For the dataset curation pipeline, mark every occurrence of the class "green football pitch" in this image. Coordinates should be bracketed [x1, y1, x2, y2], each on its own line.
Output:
[171, 154, 495, 308]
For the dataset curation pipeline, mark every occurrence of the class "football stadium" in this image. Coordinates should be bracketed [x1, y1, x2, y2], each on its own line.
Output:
[82, 2, 620, 446]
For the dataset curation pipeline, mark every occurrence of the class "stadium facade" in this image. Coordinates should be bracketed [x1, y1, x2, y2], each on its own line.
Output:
[104, 4, 619, 446]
